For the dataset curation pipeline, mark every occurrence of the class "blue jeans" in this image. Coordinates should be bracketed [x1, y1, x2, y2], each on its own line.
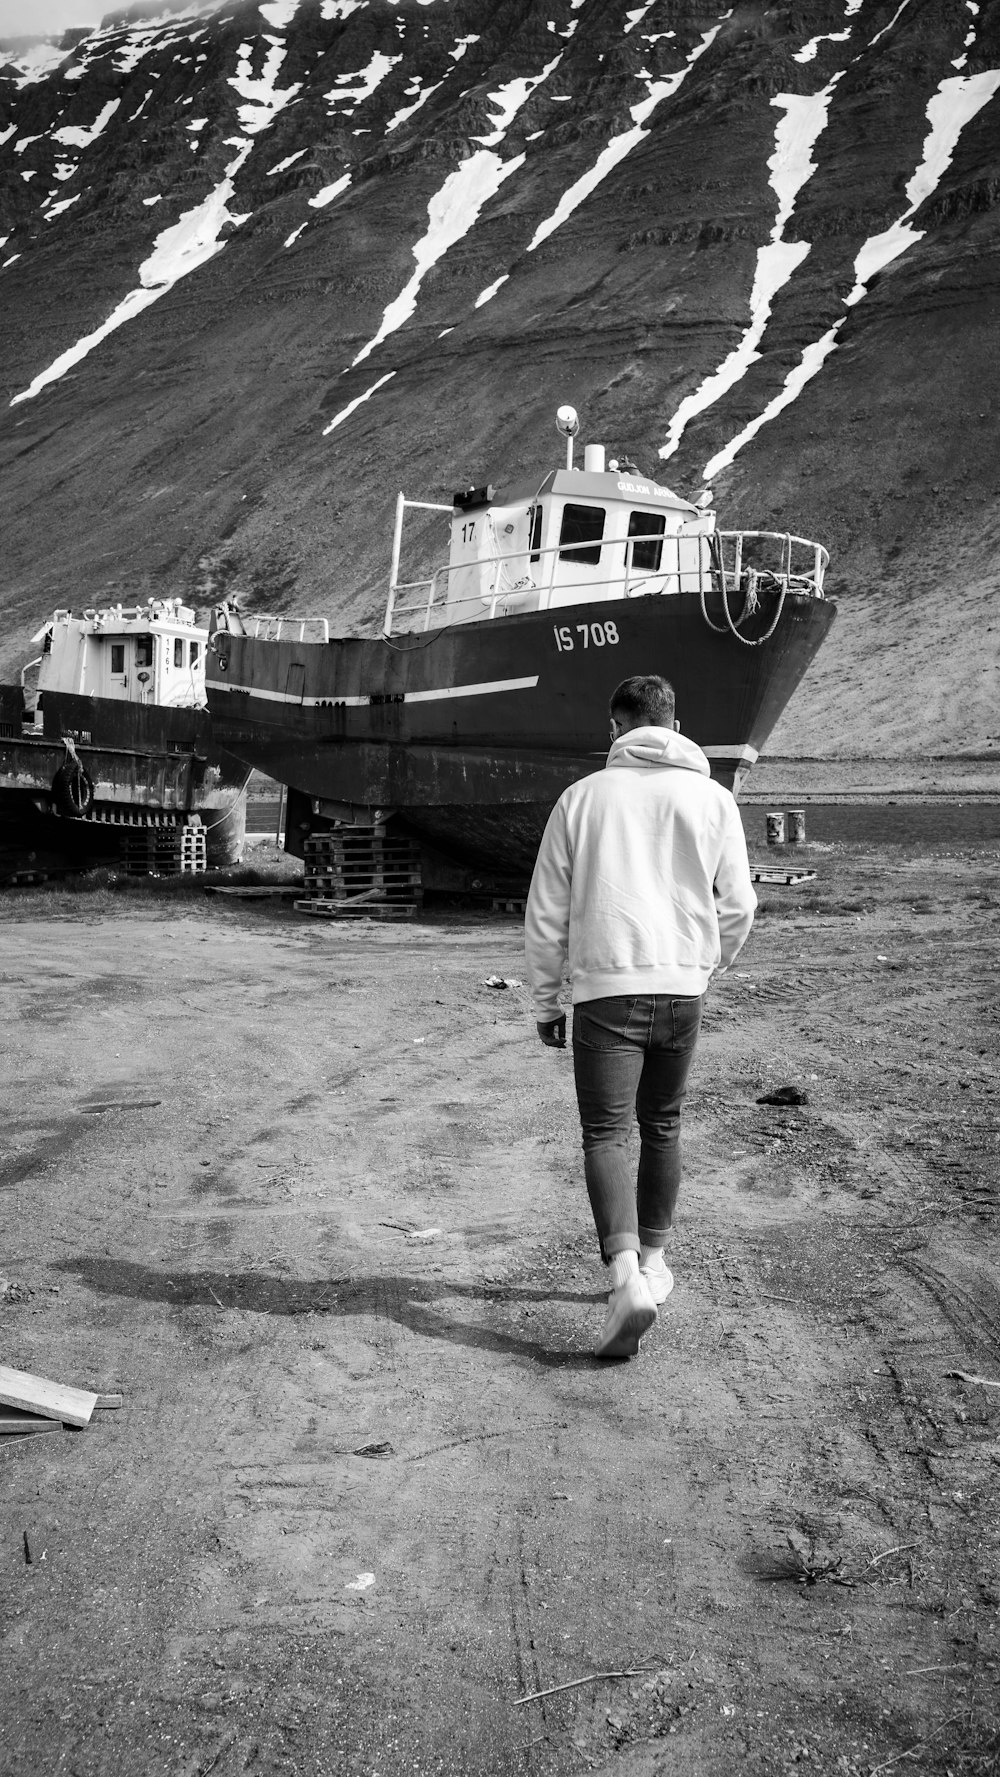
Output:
[572, 994, 704, 1262]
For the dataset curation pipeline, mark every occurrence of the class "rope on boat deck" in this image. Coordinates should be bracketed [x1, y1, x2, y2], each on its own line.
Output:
[701, 546, 789, 646]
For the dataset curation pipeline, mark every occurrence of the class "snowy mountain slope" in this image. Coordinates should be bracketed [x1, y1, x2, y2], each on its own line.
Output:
[1, 0, 998, 756]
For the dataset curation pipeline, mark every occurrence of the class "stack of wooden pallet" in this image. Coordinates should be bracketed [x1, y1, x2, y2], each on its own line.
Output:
[178, 824, 207, 874]
[295, 825, 423, 920]
[120, 819, 206, 875]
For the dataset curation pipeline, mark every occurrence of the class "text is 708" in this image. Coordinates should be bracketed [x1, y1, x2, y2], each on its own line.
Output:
[553, 620, 620, 652]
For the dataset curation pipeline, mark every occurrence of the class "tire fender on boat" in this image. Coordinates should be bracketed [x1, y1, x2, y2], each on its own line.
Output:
[52, 755, 94, 819]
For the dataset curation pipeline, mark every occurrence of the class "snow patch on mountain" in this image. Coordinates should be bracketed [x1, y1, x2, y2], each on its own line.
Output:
[10, 138, 255, 407]
[308, 171, 351, 209]
[4, 20, 316, 403]
[326, 51, 401, 113]
[322, 370, 396, 437]
[6, 40, 71, 87]
[703, 67, 1000, 480]
[952, 0, 981, 71]
[386, 76, 441, 133]
[44, 193, 80, 220]
[475, 274, 508, 308]
[794, 28, 849, 63]
[526, 17, 725, 255]
[352, 148, 525, 367]
[260, 1, 301, 26]
[384, 30, 480, 133]
[473, 57, 561, 147]
[660, 79, 837, 462]
[230, 40, 300, 135]
[869, 1, 912, 49]
[269, 149, 307, 174]
[52, 101, 120, 150]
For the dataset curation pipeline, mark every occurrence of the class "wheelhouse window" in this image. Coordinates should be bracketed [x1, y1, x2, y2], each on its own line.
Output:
[529, 503, 543, 563]
[111, 644, 125, 674]
[558, 503, 605, 566]
[628, 511, 666, 572]
[190, 641, 200, 667]
[135, 635, 154, 668]
[174, 639, 184, 668]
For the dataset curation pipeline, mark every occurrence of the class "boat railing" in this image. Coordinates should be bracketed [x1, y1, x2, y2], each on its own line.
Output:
[213, 608, 330, 644]
[385, 517, 828, 637]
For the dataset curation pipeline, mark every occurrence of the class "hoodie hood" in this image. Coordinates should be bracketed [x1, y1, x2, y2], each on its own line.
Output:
[606, 725, 711, 777]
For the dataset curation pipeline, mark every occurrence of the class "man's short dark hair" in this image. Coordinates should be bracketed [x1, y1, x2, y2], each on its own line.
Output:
[610, 675, 676, 729]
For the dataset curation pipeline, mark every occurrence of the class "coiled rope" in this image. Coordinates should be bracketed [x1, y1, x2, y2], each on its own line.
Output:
[701, 540, 789, 647]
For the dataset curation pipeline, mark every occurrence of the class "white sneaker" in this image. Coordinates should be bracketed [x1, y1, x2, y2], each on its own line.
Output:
[593, 1273, 657, 1360]
[640, 1254, 674, 1305]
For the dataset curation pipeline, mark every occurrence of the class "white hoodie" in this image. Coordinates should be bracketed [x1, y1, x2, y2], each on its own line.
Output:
[524, 727, 757, 1020]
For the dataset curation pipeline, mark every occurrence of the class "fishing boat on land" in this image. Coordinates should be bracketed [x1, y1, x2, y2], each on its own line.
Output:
[0, 600, 251, 879]
[205, 407, 836, 879]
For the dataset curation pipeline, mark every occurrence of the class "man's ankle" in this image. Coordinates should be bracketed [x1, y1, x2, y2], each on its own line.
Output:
[608, 1250, 639, 1290]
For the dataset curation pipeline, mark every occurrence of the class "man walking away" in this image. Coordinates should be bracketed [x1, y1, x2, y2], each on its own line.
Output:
[524, 675, 757, 1360]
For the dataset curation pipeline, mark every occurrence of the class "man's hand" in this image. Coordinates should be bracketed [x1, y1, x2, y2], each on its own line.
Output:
[536, 1015, 566, 1049]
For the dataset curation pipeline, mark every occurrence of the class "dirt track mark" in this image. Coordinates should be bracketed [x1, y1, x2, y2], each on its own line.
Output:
[897, 1252, 1000, 1367]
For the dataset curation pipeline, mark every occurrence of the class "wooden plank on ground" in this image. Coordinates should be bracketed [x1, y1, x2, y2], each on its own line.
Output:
[0, 1409, 63, 1435]
[293, 899, 418, 921]
[203, 885, 303, 898]
[0, 1364, 98, 1427]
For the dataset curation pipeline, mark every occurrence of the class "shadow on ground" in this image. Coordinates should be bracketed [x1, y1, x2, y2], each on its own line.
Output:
[57, 1255, 604, 1369]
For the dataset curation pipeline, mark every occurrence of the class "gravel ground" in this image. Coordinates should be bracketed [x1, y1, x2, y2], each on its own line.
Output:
[2, 832, 999, 1776]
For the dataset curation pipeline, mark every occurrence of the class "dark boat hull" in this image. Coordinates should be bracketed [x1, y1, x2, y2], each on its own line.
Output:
[207, 590, 836, 872]
[0, 688, 250, 872]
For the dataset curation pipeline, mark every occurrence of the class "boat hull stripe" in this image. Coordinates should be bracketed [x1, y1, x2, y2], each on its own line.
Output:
[406, 676, 538, 703]
[701, 744, 759, 764]
[216, 675, 540, 706]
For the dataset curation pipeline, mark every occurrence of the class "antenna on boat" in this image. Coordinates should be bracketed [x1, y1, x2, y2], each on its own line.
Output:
[556, 405, 579, 472]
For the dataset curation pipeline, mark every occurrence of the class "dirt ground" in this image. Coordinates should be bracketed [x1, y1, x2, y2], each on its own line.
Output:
[2, 833, 1000, 1777]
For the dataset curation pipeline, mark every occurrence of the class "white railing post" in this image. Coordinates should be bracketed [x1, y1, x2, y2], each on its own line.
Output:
[385, 492, 406, 638]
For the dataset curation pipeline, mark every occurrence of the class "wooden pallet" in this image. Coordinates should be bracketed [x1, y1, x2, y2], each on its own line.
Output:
[294, 898, 418, 921]
[303, 827, 423, 904]
[121, 822, 207, 876]
[752, 869, 817, 886]
[305, 869, 421, 893]
[492, 897, 527, 915]
[304, 824, 388, 851]
[178, 830, 207, 874]
[0, 869, 48, 887]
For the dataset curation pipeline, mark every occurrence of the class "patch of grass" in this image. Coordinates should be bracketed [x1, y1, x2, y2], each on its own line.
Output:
[756, 889, 875, 916]
[0, 843, 303, 914]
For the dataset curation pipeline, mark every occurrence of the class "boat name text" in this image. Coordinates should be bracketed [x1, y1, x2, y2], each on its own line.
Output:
[553, 621, 620, 653]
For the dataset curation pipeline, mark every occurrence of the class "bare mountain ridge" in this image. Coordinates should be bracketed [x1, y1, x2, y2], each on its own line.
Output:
[1, 0, 998, 759]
